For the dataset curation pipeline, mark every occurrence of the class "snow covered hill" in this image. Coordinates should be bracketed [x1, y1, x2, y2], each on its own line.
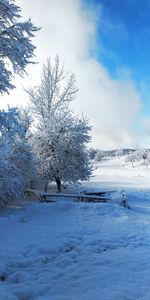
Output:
[1, 156, 150, 299]
[89, 156, 150, 189]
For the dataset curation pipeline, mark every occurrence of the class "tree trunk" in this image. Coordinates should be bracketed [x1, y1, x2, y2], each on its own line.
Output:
[44, 181, 49, 192]
[55, 178, 62, 193]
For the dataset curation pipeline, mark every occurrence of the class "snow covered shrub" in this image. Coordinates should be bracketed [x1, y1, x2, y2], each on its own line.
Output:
[112, 190, 129, 208]
[0, 149, 25, 205]
[0, 107, 36, 205]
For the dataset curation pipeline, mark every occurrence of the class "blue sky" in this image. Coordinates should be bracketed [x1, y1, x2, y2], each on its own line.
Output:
[85, 0, 150, 117]
[2, 0, 150, 149]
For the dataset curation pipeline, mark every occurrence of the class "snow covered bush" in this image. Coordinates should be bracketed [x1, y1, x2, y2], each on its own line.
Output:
[0, 0, 39, 94]
[0, 147, 24, 204]
[112, 190, 129, 208]
[0, 107, 36, 205]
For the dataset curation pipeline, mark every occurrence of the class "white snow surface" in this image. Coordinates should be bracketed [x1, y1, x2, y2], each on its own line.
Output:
[1, 156, 150, 299]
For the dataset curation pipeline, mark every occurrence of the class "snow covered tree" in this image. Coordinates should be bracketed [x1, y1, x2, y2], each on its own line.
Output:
[115, 149, 123, 159]
[15, 107, 37, 185]
[89, 148, 97, 160]
[32, 114, 92, 192]
[28, 57, 92, 192]
[0, 0, 39, 94]
[18, 106, 33, 136]
[95, 149, 105, 162]
[135, 149, 149, 165]
[125, 152, 137, 168]
[27, 56, 78, 124]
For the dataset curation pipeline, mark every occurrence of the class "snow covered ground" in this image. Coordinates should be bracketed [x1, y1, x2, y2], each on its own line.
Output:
[1, 156, 150, 299]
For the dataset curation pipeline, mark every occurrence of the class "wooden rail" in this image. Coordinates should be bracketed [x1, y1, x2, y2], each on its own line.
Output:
[39, 192, 110, 203]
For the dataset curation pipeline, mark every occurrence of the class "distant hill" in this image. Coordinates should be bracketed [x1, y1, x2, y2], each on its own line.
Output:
[89, 148, 150, 160]
[105, 149, 135, 157]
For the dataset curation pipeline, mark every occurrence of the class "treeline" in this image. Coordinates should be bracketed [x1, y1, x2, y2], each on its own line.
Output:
[89, 148, 150, 164]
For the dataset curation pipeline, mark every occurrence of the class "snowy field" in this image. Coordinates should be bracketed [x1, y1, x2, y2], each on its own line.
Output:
[1, 157, 150, 299]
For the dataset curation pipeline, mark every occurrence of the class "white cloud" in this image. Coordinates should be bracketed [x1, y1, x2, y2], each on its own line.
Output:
[0, 0, 143, 149]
